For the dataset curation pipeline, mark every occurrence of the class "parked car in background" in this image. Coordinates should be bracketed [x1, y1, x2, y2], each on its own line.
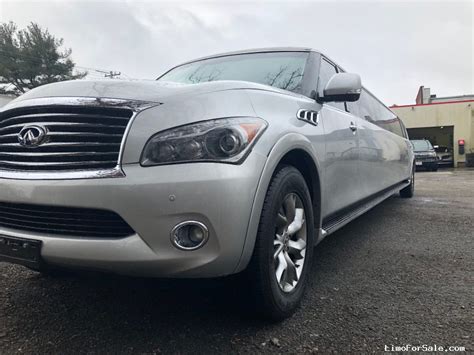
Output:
[434, 145, 454, 167]
[411, 139, 438, 171]
[0, 48, 415, 320]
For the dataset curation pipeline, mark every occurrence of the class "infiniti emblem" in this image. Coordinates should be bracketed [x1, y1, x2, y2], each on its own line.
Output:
[18, 125, 47, 147]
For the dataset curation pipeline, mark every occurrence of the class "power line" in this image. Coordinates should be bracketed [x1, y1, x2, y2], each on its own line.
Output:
[95, 69, 121, 79]
[75, 65, 125, 77]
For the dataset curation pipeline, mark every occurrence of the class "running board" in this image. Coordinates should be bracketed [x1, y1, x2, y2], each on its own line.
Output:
[319, 181, 408, 242]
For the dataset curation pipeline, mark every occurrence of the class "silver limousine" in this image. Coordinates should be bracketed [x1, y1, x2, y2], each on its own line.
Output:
[0, 48, 414, 319]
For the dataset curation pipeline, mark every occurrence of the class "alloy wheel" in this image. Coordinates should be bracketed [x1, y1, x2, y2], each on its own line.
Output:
[273, 193, 307, 293]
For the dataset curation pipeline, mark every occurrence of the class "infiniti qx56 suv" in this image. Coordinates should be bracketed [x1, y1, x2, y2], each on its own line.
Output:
[0, 48, 414, 319]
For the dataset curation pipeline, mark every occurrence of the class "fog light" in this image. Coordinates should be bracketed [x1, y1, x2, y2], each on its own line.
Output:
[171, 221, 209, 251]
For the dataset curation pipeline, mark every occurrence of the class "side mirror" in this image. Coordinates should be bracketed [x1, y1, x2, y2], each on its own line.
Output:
[322, 73, 362, 102]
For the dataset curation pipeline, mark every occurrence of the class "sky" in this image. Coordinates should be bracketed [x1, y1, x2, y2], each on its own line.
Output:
[0, 0, 472, 105]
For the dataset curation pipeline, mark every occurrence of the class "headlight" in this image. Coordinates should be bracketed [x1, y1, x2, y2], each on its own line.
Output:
[140, 117, 267, 166]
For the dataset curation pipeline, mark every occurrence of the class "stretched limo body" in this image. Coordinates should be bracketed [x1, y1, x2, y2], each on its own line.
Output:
[0, 48, 414, 319]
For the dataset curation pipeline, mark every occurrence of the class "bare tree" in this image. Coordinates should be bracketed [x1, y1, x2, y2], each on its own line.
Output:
[187, 66, 222, 84]
[280, 69, 303, 91]
[265, 66, 287, 87]
[264, 66, 303, 91]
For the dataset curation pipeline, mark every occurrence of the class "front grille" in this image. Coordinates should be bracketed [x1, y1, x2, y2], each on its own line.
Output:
[416, 155, 436, 162]
[0, 105, 133, 172]
[0, 202, 135, 238]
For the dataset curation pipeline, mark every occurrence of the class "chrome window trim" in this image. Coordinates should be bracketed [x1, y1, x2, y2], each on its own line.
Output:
[0, 97, 160, 180]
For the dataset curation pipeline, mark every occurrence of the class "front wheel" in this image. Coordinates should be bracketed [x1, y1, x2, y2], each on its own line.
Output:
[28, 265, 75, 278]
[246, 166, 315, 321]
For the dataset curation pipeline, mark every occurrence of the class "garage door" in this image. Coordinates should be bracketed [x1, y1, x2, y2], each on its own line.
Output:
[407, 126, 454, 167]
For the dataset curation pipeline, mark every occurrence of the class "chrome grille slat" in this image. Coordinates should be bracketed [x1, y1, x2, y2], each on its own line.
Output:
[0, 111, 132, 119]
[0, 160, 116, 166]
[0, 201, 135, 238]
[0, 114, 130, 129]
[45, 132, 124, 137]
[0, 105, 133, 172]
[0, 160, 118, 167]
[0, 133, 18, 139]
[0, 155, 118, 164]
[0, 122, 127, 134]
[0, 142, 121, 148]
[0, 151, 118, 157]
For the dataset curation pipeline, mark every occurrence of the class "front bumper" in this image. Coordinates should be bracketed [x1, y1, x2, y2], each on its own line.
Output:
[415, 159, 437, 170]
[437, 157, 454, 166]
[0, 153, 266, 277]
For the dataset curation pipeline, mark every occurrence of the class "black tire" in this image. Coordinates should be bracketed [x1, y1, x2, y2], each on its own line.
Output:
[400, 165, 415, 198]
[431, 167, 438, 172]
[29, 265, 75, 278]
[245, 165, 315, 321]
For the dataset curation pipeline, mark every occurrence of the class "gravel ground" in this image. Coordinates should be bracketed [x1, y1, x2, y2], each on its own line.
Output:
[0, 169, 472, 354]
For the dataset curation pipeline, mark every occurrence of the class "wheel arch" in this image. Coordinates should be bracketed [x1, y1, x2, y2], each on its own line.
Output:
[277, 149, 321, 228]
[234, 133, 323, 273]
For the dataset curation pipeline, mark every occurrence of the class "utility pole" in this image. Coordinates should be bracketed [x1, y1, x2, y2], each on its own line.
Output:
[95, 70, 121, 79]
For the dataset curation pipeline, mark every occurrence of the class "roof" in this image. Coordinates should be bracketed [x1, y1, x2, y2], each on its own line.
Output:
[390, 99, 474, 109]
[178, 47, 317, 66]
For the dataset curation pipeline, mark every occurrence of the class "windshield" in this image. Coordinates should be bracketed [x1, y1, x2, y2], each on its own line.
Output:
[411, 140, 433, 152]
[158, 52, 308, 93]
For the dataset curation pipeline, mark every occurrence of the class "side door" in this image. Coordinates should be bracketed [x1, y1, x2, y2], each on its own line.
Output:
[317, 58, 362, 219]
[347, 90, 411, 196]
[346, 90, 386, 196]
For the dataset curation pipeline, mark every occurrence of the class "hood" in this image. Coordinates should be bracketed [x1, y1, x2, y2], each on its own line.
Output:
[7, 79, 302, 107]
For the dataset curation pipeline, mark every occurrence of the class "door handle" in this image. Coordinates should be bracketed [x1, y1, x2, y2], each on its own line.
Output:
[349, 122, 357, 132]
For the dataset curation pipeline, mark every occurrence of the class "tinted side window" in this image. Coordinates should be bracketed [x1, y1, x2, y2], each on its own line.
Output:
[377, 104, 404, 137]
[351, 89, 405, 138]
[351, 90, 375, 122]
[383, 115, 404, 137]
[318, 59, 345, 110]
